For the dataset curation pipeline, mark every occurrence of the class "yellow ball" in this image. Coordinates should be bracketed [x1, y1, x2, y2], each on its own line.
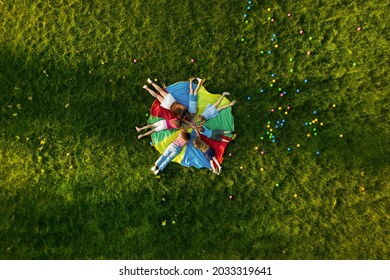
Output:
[320, 122, 324, 126]
[240, 166, 243, 170]
[285, 111, 288, 115]
[340, 134, 343, 138]
[332, 104, 336, 108]
[307, 133, 311, 137]
[296, 144, 301, 147]
[278, 107, 282, 110]
[293, 193, 298, 198]
[267, 8, 271, 12]
[255, 146, 259, 150]
[272, 79, 276, 83]
[274, 44, 278, 48]
[260, 168, 264, 172]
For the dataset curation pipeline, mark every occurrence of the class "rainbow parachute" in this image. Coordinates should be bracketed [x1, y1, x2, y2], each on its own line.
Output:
[148, 81, 235, 169]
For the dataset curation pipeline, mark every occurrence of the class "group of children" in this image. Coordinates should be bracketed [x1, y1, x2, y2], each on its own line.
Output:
[136, 78, 236, 175]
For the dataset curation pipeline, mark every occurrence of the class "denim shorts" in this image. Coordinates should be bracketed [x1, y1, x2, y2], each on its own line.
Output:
[204, 148, 216, 161]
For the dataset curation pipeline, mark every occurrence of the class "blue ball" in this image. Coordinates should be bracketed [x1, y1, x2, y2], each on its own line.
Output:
[247, 96, 251, 100]
[304, 79, 309, 83]
[275, 125, 279, 128]
[282, 119, 285, 123]
[316, 151, 320, 155]
[271, 73, 276, 77]
[247, 6, 251, 10]
[271, 38, 275, 42]
[260, 89, 264, 93]
[276, 120, 280, 124]
[313, 110, 317, 114]
[248, 1, 252, 4]
[280, 123, 284, 127]
[305, 122, 308, 126]
[287, 147, 291, 151]
[273, 33, 277, 37]
[296, 89, 301, 93]
[272, 139, 276, 143]
[244, 14, 248, 18]
[268, 50, 272, 55]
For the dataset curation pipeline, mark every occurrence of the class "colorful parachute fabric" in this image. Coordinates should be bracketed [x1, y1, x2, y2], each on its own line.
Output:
[149, 81, 235, 170]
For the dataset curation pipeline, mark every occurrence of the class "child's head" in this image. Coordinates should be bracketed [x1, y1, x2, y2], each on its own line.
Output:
[179, 130, 191, 142]
[192, 136, 202, 148]
[197, 115, 206, 123]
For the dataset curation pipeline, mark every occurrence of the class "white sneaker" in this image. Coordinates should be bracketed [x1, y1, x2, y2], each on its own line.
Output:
[151, 166, 157, 172]
[147, 78, 153, 84]
[154, 169, 160, 175]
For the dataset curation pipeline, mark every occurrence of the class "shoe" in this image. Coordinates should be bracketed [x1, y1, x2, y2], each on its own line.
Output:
[151, 166, 157, 172]
[222, 92, 230, 96]
[154, 169, 160, 175]
[147, 78, 153, 84]
[231, 134, 237, 140]
[218, 166, 222, 173]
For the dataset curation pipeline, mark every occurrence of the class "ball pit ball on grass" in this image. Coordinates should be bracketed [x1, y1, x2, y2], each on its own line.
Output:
[133, 59, 138, 63]
[191, 58, 196, 63]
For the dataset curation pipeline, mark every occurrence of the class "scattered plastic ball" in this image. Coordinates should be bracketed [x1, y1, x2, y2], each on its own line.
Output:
[247, 6, 251, 10]
[272, 79, 276, 83]
[268, 50, 272, 55]
[260, 50, 264, 54]
[229, 195, 234, 199]
[287, 147, 291, 151]
[260, 89, 264, 92]
[271, 18, 275, 22]
[307, 51, 312, 55]
[280, 93, 284, 97]
[309, 36, 313, 40]
[289, 57, 294, 61]
[299, 29, 304, 35]
[353, 62, 357, 66]
[255, 146, 259, 150]
[274, 44, 279, 48]
[261, 150, 265, 155]
[271, 108, 275, 112]
[290, 69, 294, 73]
[332, 104, 336, 108]
[287, 12, 292, 17]
[267, 8, 271, 12]
[287, 105, 291, 110]
[314, 132, 318, 136]
[247, 96, 251, 100]
[275, 183, 279, 187]
[313, 110, 317, 114]
[241, 38, 245, 42]
[304, 79, 309, 83]
[284, 111, 288, 115]
[191, 58, 196, 63]
[260, 168, 264, 172]
[240, 166, 244, 170]
[305, 122, 308, 126]
[133, 59, 138, 63]
[296, 144, 301, 147]
[244, 14, 248, 18]
[307, 133, 311, 137]
[339, 134, 344, 138]
[248, 1, 252, 4]
[271, 37, 275, 42]
[320, 122, 324, 126]
[293, 193, 298, 198]
[357, 27, 362, 31]
[316, 151, 320, 155]
[271, 73, 276, 77]
[229, 153, 232, 157]
[296, 89, 300, 93]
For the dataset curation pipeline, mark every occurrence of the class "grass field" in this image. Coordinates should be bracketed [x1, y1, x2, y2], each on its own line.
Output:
[0, 0, 389, 260]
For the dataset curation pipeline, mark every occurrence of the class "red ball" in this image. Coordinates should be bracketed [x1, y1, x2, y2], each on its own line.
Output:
[191, 58, 196, 63]
[133, 59, 138, 63]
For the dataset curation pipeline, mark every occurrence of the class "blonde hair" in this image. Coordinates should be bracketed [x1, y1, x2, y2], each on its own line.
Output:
[193, 136, 202, 148]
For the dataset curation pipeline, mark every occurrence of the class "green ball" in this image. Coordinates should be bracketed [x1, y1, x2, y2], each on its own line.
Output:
[290, 69, 294, 72]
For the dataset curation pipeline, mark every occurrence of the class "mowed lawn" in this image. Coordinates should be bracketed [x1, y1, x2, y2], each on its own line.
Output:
[0, 0, 389, 259]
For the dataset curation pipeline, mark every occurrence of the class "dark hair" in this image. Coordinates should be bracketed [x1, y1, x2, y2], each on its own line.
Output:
[180, 131, 191, 141]
[193, 136, 202, 148]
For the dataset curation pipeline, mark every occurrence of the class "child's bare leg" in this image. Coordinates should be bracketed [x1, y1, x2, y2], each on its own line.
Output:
[212, 157, 222, 173]
[209, 160, 218, 174]
[137, 128, 156, 139]
[194, 78, 204, 94]
[221, 138, 230, 143]
[213, 92, 230, 108]
[216, 100, 237, 112]
[135, 123, 154, 132]
[147, 78, 168, 98]
[189, 77, 194, 94]
[143, 85, 165, 103]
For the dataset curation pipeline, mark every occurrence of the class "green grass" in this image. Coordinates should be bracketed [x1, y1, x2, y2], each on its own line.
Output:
[0, 0, 389, 259]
